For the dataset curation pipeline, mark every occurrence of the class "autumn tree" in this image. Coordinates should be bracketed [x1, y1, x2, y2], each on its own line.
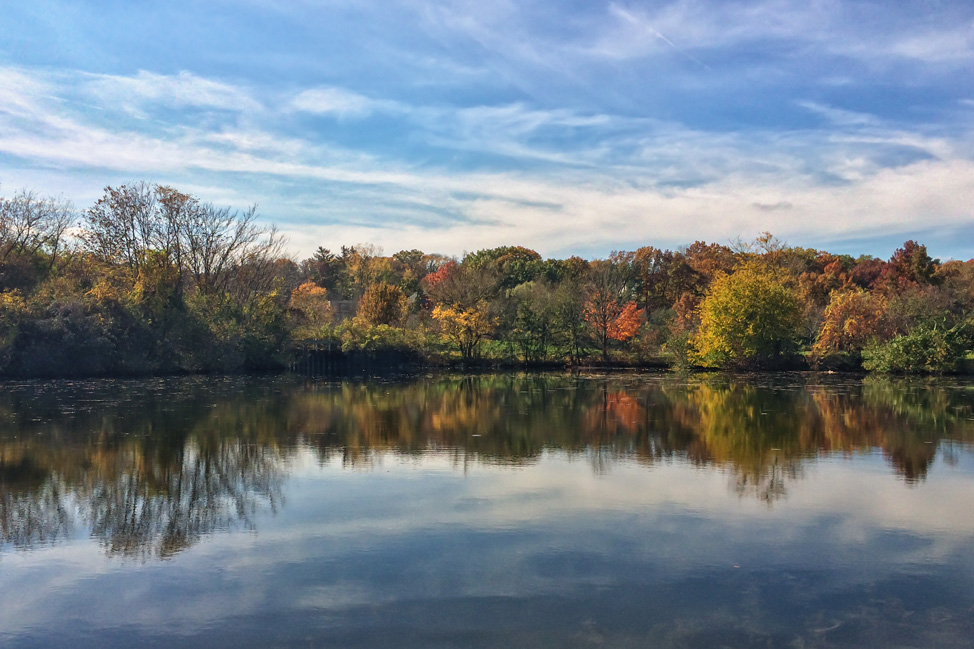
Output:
[425, 261, 499, 309]
[357, 281, 407, 327]
[81, 183, 284, 300]
[463, 246, 542, 289]
[81, 182, 158, 272]
[583, 260, 644, 361]
[607, 302, 644, 341]
[692, 263, 804, 369]
[289, 282, 332, 340]
[881, 240, 938, 288]
[811, 289, 890, 364]
[682, 241, 738, 292]
[180, 203, 284, 301]
[0, 189, 75, 272]
[432, 301, 496, 360]
[633, 246, 682, 311]
[0, 189, 75, 294]
[422, 259, 457, 294]
[392, 248, 430, 297]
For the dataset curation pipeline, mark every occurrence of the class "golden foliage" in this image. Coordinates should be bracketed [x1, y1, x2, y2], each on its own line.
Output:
[432, 301, 496, 360]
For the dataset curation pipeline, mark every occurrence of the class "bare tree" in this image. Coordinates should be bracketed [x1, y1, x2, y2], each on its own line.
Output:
[182, 203, 286, 299]
[0, 188, 75, 269]
[80, 183, 286, 301]
[81, 182, 158, 271]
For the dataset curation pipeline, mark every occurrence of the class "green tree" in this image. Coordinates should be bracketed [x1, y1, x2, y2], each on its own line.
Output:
[509, 280, 558, 362]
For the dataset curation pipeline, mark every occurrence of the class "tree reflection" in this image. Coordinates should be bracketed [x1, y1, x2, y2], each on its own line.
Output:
[0, 455, 70, 548]
[286, 373, 974, 499]
[81, 441, 283, 559]
[0, 378, 285, 558]
[1, 373, 973, 559]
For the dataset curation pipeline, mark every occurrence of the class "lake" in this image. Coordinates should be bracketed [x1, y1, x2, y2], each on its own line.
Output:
[1, 372, 972, 648]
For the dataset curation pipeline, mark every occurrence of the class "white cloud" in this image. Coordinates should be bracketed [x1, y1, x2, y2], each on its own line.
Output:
[2, 62, 973, 260]
[289, 87, 382, 118]
[82, 70, 263, 115]
[796, 100, 880, 127]
[0, 67, 53, 115]
[583, 0, 974, 71]
[880, 24, 974, 63]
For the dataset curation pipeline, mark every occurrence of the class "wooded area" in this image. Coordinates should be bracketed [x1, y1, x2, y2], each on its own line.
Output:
[1, 182, 972, 377]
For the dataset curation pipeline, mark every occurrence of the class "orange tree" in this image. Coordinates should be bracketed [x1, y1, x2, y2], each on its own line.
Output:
[811, 288, 890, 363]
[583, 260, 644, 361]
[357, 281, 407, 327]
[289, 281, 331, 340]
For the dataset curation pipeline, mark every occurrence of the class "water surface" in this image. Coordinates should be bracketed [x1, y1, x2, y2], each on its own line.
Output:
[1, 373, 973, 647]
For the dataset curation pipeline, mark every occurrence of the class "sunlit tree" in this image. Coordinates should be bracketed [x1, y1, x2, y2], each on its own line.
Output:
[692, 263, 803, 369]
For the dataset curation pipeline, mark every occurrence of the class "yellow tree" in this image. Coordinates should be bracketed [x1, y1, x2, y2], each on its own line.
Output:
[289, 282, 331, 340]
[432, 301, 496, 360]
[692, 263, 803, 369]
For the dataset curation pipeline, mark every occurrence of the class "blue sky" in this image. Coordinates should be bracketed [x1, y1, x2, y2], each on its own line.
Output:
[1, 0, 973, 260]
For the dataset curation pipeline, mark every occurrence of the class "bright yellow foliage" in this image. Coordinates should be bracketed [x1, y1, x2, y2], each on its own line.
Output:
[692, 263, 803, 369]
[431, 301, 496, 360]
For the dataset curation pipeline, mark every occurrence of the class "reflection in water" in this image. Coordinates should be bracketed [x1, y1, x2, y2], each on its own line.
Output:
[1, 373, 973, 556]
[288, 373, 974, 501]
[1, 373, 973, 649]
[0, 378, 286, 558]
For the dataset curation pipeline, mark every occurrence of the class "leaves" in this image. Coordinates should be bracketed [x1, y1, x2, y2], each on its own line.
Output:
[692, 263, 804, 369]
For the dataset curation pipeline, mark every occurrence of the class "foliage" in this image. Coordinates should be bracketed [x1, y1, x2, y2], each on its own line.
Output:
[338, 319, 425, 354]
[861, 320, 972, 373]
[357, 281, 407, 327]
[431, 301, 496, 361]
[607, 302, 644, 342]
[0, 180, 970, 379]
[692, 263, 804, 369]
[464, 246, 542, 289]
[289, 282, 332, 340]
[582, 259, 643, 361]
[509, 281, 559, 362]
[812, 288, 890, 362]
[882, 240, 938, 287]
[0, 289, 27, 369]
[424, 261, 498, 309]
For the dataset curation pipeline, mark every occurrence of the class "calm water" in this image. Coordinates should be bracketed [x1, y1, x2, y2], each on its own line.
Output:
[1, 372, 973, 648]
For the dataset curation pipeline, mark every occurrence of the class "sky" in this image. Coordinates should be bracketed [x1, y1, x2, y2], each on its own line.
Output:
[1, 0, 973, 261]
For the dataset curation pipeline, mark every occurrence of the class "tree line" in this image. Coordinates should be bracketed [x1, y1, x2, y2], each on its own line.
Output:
[1, 182, 972, 376]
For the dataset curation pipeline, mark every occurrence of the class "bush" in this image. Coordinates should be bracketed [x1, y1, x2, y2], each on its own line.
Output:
[862, 320, 971, 373]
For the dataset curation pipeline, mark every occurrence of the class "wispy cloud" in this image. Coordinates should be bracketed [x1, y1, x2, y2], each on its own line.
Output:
[82, 70, 263, 116]
[289, 87, 384, 118]
[3, 60, 973, 258]
[795, 101, 880, 128]
[2, 1, 974, 259]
